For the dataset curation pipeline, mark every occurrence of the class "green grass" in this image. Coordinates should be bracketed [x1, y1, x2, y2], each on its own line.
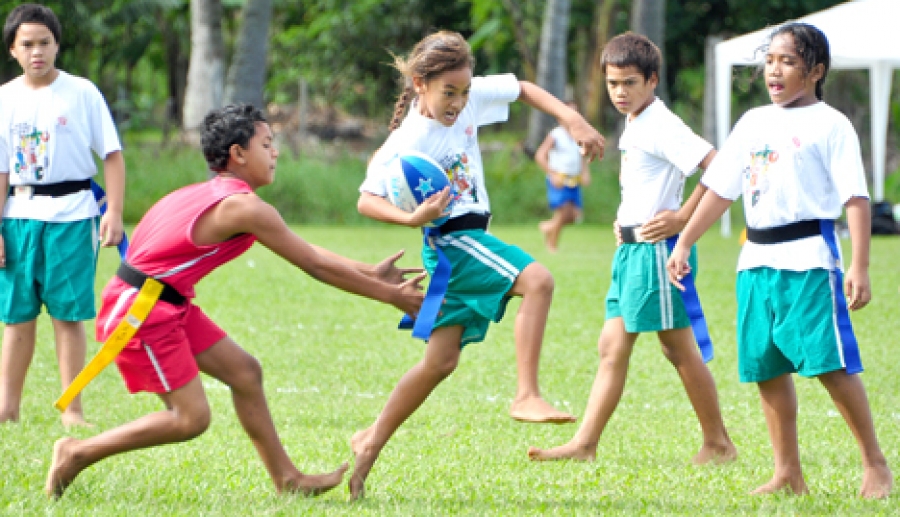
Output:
[2, 226, 899, 515]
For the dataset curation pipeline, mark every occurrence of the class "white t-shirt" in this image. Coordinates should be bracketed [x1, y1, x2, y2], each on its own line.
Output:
[616, 98, 712, 226]
[702, 102, 868, 272]
[548, 126, 582, 176]
[361, 73, 521, 218]
[0, 71, 122, 222]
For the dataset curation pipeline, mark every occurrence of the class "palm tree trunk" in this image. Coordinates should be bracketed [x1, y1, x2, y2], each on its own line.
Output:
[525, 0, 571, 154]
[183, 0, 225, 138]
[224, 0, 273, 109]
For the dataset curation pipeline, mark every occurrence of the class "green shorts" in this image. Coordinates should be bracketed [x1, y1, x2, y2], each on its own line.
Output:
[423, 230, 535, 347]
[736, 267, 859, 383]
[605, 241, 696, 333]
[0, 218, 100, 323]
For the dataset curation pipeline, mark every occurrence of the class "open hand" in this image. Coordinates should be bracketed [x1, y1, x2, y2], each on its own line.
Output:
[640, 210, 687, 243]
[373, 249, 425, 286]
[393, 272, 427, 317]
[407, 187, 452, 227]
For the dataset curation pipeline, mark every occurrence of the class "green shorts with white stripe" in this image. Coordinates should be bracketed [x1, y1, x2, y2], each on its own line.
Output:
[422, 229, 535, 347]
[605, 241, 697, 333]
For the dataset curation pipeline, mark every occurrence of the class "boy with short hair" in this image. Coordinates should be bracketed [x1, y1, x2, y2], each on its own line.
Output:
[45, 103, 425, 499]
[528, 32, 736, 464]
[0, 3, 125, 426]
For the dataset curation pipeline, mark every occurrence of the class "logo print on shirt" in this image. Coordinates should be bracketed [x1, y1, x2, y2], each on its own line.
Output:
[745, 145, 778, 207]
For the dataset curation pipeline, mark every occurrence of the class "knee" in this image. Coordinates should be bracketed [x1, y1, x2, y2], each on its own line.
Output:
[230, 354, 264, 391]
[425, 351, 460, 378]
[175, 402, 211, 440]
[527, 265, 555, 296]
[597, 337, 630, 368]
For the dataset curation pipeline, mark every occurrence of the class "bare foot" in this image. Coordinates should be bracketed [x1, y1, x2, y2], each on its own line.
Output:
[538, 221, 557, 253]
[750, 475, 809, 496]
[527, 442, 596, 462]
[859, 464, 892, 499]
[45, 437, 84, 499]
[0, 412, 18, 424]
[61, 412, 94, 429]
[280, 463, 349, 496]
[349, 428, 381, 501]
[692, 441, 738, 465]
[510, 396, 576, 424]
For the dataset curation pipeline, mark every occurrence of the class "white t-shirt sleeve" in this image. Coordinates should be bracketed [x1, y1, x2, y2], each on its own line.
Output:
[701, 114, 751, 201]
[827, 116, 869, 203]
[655, 118, 713, 177]
[84, 81, 122, 158]
[469, 74, 520, 127]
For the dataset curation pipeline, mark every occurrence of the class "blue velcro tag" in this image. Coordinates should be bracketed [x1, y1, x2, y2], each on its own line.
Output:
[398, 227, 451, 340]
[91, 180, 129, 259]
[666, 236, 714, 363]
[818, 220, 862, 374]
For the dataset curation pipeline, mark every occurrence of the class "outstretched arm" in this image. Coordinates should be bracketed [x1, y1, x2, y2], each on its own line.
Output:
[517, 81, 605, 162]
[199, 193, 424, 316]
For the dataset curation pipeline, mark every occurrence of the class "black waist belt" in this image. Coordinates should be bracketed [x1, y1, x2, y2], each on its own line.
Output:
[436, 212, 491, 234]
[116, 262, 186, 306]
[746, 220, 822, 244]
[620, 225, 644, 244]
[8, 179, 91, 198]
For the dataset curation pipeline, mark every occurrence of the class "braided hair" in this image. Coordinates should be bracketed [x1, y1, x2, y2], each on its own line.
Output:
[388, 31, 474, 131]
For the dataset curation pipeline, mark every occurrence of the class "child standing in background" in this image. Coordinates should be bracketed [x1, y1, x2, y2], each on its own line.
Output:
[667, 23, 892, 498]
[353, 30, 604, 499]
[535, 100, 592, 252]
[0, 3, 125, 427]
[528, 32, 736, 467]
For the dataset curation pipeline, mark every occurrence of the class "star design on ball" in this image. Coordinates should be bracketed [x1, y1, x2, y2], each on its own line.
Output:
[415, 177, 434, 197]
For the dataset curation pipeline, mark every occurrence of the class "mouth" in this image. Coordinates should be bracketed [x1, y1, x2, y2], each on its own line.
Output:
[442, 111, 458, 124]
[768, 82, 784, 94]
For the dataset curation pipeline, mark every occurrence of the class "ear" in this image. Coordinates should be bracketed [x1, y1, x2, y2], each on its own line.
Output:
[412, 75, 427, 94]
[229, 143, 246, 165]
[648, 72, 660, 89]
[808, 63, 825, 84]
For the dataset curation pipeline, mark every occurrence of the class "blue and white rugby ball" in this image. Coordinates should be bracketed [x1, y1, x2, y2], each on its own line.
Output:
[386, 150, 453, 227]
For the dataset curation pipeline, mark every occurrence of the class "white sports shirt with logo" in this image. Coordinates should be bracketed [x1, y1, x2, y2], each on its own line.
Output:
[701, 102, 868, 272]
[616, 98, 712, 227]
[0, 71, 122, 222]
[361, 73, 521, 218]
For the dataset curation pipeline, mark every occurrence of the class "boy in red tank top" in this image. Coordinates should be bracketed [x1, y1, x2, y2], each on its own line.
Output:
[44, 104, 425, 499]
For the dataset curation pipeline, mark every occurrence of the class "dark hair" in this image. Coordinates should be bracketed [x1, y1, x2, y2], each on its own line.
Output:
[601, 32, 660, 81]
[388, 30, 475, 131]
[764, 22, 830, 100]
[201, 104, 267, 171]
[3, 3, 61, 51]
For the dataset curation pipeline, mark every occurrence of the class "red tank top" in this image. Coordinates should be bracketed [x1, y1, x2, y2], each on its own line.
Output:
[122, 176, 257, 299]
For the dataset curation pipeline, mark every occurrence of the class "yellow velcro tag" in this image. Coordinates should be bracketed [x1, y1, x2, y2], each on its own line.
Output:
[54, 277, 165, 412]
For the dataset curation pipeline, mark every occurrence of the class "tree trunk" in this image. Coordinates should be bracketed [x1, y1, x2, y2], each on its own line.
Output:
[630, 0, 668, 103]
[500, 0, 536, 82]
[224, 0, 273, 109]
[583, 0, 616, 127]
[525, 0, 570, 155]
[183, 0, 225, 138]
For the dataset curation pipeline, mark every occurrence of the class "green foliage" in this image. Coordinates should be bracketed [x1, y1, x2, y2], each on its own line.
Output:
[115, 135, 622, 225]
[1, 226, 899, 514]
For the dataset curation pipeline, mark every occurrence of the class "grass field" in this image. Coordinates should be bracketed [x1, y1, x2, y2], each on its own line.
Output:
[1, 225, 899, 516]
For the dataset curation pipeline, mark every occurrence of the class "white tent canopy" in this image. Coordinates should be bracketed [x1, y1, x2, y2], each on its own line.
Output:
[714, 0, 900, 235]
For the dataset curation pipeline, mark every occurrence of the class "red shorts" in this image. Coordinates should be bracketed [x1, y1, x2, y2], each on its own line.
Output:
[97, 279, 226, 394]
